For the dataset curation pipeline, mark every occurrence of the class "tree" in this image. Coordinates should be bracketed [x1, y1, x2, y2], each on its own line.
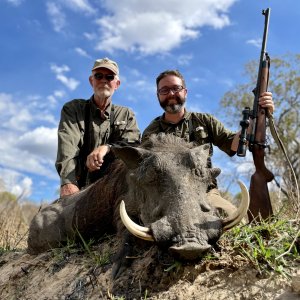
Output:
[220, 54, 300, 214]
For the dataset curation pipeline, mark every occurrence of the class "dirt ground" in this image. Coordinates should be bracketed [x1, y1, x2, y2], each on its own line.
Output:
[0, 236, 299, 300]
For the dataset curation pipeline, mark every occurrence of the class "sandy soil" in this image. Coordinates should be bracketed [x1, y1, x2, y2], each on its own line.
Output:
[0, 236, 299, 300]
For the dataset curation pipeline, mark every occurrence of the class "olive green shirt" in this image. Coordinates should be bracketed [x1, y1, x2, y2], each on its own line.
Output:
[142, 110, 236, 190]
[56, 97, 141, 186]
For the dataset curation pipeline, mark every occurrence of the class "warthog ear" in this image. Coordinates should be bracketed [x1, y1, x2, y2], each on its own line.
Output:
[209, 167, 221, 178]
[112, 146, 151, 169]
[190, 143, 211, 157]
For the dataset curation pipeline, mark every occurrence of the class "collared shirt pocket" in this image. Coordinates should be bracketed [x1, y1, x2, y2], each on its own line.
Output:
[115, 120, 127, 130]
[112, 120, 128, 139]
[194, 125, 209, 145]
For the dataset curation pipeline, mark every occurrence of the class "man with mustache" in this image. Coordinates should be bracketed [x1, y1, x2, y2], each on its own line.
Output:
[142, 69, 275, 211]
[56, 58, 141, 197]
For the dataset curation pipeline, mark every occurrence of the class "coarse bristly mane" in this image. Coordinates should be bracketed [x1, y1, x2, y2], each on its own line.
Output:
[141, 133, 196, 151]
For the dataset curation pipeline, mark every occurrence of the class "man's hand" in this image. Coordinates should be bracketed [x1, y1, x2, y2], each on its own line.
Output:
[231, 91, 275, 152]
[86, 144, 111, 172]
[259, 91, 274, 114]
[60, 183, 79, 197]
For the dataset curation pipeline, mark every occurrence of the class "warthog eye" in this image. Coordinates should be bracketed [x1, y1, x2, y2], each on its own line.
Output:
[136, 167, 159, 185]
[193, 168, 203, 177]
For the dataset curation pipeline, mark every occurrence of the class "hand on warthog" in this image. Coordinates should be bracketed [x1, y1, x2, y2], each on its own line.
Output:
[86, 145, 111, 172]
[60, 183, 80, 197]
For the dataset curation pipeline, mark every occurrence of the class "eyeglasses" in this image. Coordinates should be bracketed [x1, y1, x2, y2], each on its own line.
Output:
[158, 85, 185, 95]
[93, 73, 115, 81]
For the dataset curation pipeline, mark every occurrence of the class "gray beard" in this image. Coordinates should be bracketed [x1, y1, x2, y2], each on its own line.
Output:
[159, 95, 186, 114]
[163, 103, 185, 114]
[96, 89, 112, 107]
[97, 89, 111, 100]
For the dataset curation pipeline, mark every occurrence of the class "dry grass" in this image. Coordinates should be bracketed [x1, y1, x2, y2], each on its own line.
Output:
[0, 190, 298, 299]
[0, 192, 39, 251]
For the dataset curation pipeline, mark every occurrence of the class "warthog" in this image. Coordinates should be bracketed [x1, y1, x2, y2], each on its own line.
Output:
[28, 134, 249, 277]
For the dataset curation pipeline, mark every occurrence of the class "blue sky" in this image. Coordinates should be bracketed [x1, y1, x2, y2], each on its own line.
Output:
[0, 0, 298, 203]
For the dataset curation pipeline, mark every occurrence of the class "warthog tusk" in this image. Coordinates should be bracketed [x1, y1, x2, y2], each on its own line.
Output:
[120, 200, 154, 241]
[222, 180, 250, 230]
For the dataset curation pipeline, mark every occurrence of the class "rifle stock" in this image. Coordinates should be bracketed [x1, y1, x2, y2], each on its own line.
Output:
[249, 145, 274, 221]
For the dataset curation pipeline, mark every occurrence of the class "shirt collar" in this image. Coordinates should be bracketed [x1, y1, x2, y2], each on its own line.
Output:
[90, 95, 112, 120]
[160, 109, 191, 125]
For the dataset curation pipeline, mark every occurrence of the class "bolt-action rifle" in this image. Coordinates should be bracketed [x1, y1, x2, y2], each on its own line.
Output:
[237, 8, 274, 221]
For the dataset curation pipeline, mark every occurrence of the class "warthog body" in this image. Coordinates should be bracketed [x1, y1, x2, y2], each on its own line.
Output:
[28, 134, 248, 276]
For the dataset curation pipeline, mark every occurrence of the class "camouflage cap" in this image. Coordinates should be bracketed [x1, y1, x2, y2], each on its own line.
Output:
[91, 57, 119, 75]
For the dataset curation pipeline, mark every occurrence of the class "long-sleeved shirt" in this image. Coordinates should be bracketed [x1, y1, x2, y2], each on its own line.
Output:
[56, 96, 141, 187]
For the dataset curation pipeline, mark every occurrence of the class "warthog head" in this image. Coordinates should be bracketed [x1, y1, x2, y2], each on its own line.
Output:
[113, 134, 249, 261]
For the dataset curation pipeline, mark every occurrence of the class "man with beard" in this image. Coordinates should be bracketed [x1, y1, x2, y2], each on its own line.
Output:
[142, 69, 274, 212]
[56, 58, 141, 197]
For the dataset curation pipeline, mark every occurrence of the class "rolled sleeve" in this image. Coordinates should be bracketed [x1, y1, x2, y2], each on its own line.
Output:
[206, 114, 236, 156]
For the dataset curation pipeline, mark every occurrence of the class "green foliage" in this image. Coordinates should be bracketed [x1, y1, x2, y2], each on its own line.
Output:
[227, 217, 300, 278]
[164, 260, 182, 273]
[0, 191, 17, 202]
[75, 229, 112, 266]
[106, 290, 126, 300]
[50, 232, 113, 272]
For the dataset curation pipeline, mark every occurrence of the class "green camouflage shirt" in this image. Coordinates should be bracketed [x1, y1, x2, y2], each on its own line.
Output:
[56, 97, 141, 186]
[142, 110, 236, 190]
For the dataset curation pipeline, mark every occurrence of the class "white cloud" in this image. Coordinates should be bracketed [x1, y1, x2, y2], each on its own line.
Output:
[0, 168, 33, 199]
[218, 78, 235, 88]
[47, 89, 66, 106]
[191, 77, 208, 85]
[60, 0, 95, 14]
[0, 92, 57, 132]
[12, 177, 33, 199]
[0, 92, 58, 189]
[94, 0, 236, 55]
[0, 92, 13, 112]
[75, 47, 92, 58]
[46, 0, 95, 32]
[17, 126, 58, 159]
[0, 127, 57, 179]
[47, 95, 58, 106]
[5, 0, 24, 6]
[56, 74, 80, 90]
[50, 63, 80, 90]
[178, 54, 193, 66]
[50, 64, 70, 73]
[45, 0, 236, 54]
[246, 38, 262, 48]
[8, 108, 32, 130]
[53, 90, 66, 98]
[0, 93, 35, 131]
[96, 12, 198, 55]
[83, 32, 97, 41]
[46, 2, 66, 32]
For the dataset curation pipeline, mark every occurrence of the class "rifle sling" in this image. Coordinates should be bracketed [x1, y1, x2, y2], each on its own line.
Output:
[109, 104, 115, 142]
[268, 115, 299, 210]
[84, 102, 115, 150]
[79, 102, 115, 188]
